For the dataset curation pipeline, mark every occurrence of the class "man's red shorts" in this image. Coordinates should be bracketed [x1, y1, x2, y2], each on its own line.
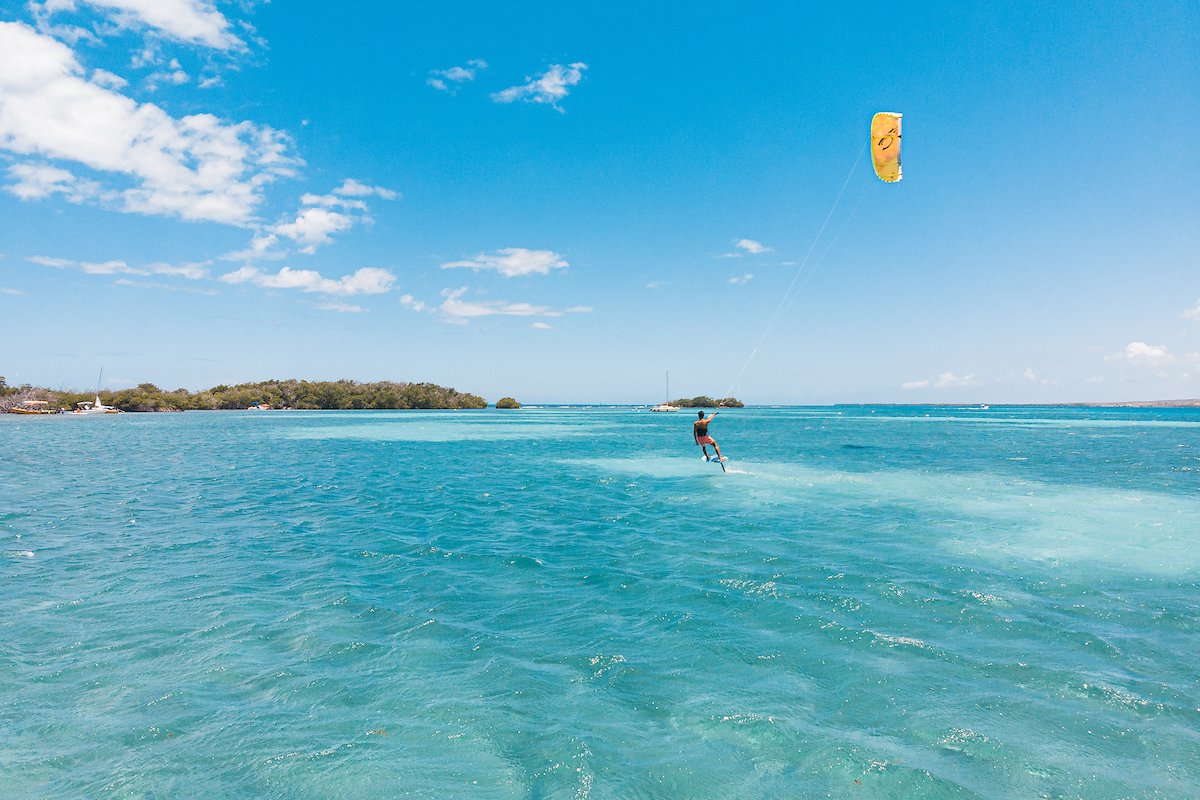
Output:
[696, 435, 715, 445]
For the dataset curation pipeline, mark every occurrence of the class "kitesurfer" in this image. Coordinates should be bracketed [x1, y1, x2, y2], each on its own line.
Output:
[694, 410, 724, 461]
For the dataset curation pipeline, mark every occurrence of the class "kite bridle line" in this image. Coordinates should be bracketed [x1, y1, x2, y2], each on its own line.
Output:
[720, 140, 871, 402]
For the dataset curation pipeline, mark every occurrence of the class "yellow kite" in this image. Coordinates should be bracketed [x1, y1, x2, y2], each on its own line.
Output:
[871, 112, 902, 182]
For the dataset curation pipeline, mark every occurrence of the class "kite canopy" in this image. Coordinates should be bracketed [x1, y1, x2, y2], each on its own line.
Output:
[871, 112, 902, 182]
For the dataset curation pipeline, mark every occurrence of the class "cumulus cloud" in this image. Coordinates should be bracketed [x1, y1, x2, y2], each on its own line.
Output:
[1182, 301, 1200, 321]
[6, 164, 107, 203]
[901, 372, 981, 390]
[0, 22, 298, 225]
[531, 322, 553, 330]
[1, 287, 27, 295]
[220, 266, 395, 297]
[441, 248, 568, 278]
[645, 280, 667, 289]
[29, 254, 209, 279]
[491, 62, 587, 110]
[38, 0, 244, 50]
[228, 180, 397, 260]
[1110, 341, 1173, 365]
[729, 273, 753, 284]
[428, 59, 488, 92]
[272, 207, 356, 253]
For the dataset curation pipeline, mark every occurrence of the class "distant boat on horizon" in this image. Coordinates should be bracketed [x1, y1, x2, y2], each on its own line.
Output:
[650, 371, 681, 413]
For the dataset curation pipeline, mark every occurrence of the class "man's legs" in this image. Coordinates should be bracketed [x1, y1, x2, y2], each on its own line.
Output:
[711, 439, 722, 460]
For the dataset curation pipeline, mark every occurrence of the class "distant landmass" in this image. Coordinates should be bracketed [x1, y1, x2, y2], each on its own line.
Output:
[833, 400, 1200, 409]
[1064, 400, 1200, 408]
[669, 396, 744, 408]
[1, 377, 488, 412]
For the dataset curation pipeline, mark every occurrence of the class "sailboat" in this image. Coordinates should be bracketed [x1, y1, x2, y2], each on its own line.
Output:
[71, 369, 123, 415]
[650, 371, 681, 412]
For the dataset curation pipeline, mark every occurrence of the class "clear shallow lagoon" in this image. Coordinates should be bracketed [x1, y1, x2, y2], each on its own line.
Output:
[2, 406, 1198, 798]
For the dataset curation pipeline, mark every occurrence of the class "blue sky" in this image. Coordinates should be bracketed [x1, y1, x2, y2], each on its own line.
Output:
[1, 1, 1197, 403]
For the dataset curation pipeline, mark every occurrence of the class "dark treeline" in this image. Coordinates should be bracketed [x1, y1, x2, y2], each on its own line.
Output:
[0, 376, 488, 412]
[671, 396, 744, 408]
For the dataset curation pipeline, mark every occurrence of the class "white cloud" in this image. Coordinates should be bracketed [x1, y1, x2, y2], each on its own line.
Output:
[728, 273, 753, 284]
[334, 178, 397, 200]
[29, 254, 209, 279]
[439, 287, 556, 319]
[145, 58, 189, 90]
[901, 372, 981, 390]
[491, 62, 587, 110]
[531, 322, 553, 330]
[6, 163, 107, 202]
[435, 287, 590, 324]
[272, 207, 356, 253]
[399, 293, 428, 313]
[225, 181, 395, 261]
[33, 255, 135, 274]
[1, 287, 26, 295]
[1182, 301, 1200, 321]
[45, 0, 244, 50]
[146, 260, 208, 280]
[220, 266, 395, 297]
[0, 22, 298, 225]
[113, 278, 215, 294]
[91, 68, 127, 89]
[735, 238, 770, 254]
[222, 232, 282, 262]
[428, 59, 488, 92]
[299, 193, 368, 211]
[645, 280, 666, 289]
[934, 372, 981, 388]
[441, 248, 568, 278]
[1111, 341, 1173, 365]
[315, 301, 365, 313]
[1019, 367, 1057, 386]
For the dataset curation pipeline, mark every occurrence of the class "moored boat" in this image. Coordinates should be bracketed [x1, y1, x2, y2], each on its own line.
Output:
[71, 395, 123, 414]
[649, 371, 681, 412]
[9, 400, 59, 415]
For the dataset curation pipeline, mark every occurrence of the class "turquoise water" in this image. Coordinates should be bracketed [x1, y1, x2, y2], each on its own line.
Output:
[2, 406, 1198, 798]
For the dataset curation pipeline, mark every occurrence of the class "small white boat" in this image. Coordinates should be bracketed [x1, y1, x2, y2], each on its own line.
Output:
[71, 395, 123, 415]
[71, 369, 123, 414]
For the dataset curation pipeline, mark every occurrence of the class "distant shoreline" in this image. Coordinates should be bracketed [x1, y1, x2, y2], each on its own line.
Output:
[830, 400, 1200, 409]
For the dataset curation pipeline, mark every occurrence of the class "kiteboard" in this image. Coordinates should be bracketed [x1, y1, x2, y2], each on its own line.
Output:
[703, 455, 728, 472]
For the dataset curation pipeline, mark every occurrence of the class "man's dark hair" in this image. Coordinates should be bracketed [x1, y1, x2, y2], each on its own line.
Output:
[698, 411, 704, 418]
